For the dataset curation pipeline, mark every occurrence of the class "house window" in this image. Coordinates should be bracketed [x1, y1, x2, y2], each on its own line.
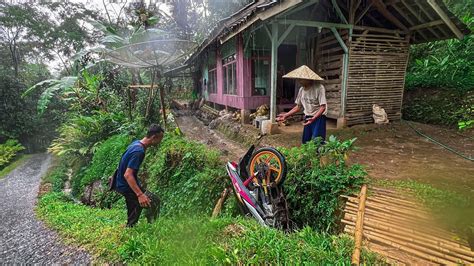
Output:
[223, 54, 237, 95]
[208, 68, 217, 94]
[252, 57, 270, 96]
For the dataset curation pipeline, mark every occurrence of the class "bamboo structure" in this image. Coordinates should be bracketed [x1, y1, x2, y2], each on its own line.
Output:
[341, 186, 474, 264]
[351, 184, 368, 265]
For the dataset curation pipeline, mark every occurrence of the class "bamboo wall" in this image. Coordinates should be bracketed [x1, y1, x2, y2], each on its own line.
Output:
[310, 29, 348, 119]
[345, 28, 410, 126]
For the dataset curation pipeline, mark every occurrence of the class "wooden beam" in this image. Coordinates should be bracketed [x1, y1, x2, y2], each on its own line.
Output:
[389, 3, 429, 40]
[277, 19, 353, 30]
[366, 13, 385, 28]
[414, 0, 446, 38]
[428, 0, 464, 39]
[331, 0, 348, 24]
[263, 24, 272, 40]
[355, 2, 374, 24]
[349, 0, 362, 24]
[415, 0, 451, 37]
[278, 24, 295, 45]
[354, 25, 406, 34]
[270, 23, 278, 123]
[276, 0, 319, 18]
[409, 19, 444, 31]
[331, 28, 348, 53]
[371, 0, 408, 31]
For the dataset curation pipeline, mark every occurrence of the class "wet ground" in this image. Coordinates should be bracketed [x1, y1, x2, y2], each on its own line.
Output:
[0, 154, 91, 264]
[176, 113, 246, 162]
[177, 111, 473, 196]
[264, 121, 474, 196]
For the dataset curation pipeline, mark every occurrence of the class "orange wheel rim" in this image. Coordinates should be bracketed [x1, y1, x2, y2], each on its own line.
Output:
[249, 151, 283, 184]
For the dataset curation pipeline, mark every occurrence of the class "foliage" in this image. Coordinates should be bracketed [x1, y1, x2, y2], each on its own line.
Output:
[281, 136, 366, 233]
[42, 161, 69, 193]
[0, 2, 99, 76]
[79, 134, 131, 189]
[0, 65, 63, 151]
[143, 133, 227, 216]
[219, 222, 381, 265]
[0, 155, 31, 179]
[405, 6, 473, 129]
[49, 111, 128, 158]
[402, 88, 472, 128]
[37, 192, 381, 264]
[0, 139, 25, 169]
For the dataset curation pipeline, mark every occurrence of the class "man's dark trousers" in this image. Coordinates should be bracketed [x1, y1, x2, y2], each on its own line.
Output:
[120, 191, 160, 227]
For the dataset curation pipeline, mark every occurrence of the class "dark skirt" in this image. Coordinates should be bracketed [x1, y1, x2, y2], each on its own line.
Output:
[302, 115, 327, 144]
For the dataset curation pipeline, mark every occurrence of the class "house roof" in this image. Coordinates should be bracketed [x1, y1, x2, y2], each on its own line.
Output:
[187, 0, 470, 63]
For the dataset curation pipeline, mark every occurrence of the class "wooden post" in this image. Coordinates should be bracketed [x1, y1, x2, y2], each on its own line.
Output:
[159, 84, 167, 127]
[270, 22, 279, 124]
[212, 188, 230, 218]
[351, 184, 368, 265]
[145, 69, 156, 120]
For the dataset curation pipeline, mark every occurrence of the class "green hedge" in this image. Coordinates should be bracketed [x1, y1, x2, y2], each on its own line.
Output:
[281, 136, 366, 233]
[0, 139, 25, 169]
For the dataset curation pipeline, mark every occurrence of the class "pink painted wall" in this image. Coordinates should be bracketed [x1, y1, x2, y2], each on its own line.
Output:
[207, 34, 269, 111]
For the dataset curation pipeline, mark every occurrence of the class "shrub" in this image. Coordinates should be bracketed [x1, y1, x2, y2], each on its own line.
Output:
[0, 139, 25, 169]
[48, 111, 129, 159]
[143, 133, 228, 216]
[79, 134, 131, 189]
[70, 134, 131, 207]
[281, 136, 366, 233]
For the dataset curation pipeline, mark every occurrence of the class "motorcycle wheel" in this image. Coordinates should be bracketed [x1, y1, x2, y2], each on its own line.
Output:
[249, 147, 287, 185]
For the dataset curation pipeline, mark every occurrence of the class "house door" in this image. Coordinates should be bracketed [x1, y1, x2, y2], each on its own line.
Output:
[277, 44, 297, 104]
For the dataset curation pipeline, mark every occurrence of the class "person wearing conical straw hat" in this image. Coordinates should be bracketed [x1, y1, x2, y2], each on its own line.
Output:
[276, 65, 327, 144]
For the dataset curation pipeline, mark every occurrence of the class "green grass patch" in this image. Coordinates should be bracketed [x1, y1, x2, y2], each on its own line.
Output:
[36, 192, 382, 264]
[0, 154, 31, 179]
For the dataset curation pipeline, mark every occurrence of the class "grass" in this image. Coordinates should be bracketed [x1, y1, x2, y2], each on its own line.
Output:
[0, 154, 31, 179]
[36, 192, 383, 264]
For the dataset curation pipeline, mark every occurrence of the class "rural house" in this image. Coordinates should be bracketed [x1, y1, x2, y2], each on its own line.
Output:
[185, 0, 470, 129]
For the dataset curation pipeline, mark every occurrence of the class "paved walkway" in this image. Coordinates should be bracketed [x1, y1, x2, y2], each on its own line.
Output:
[0, 154, 91, 264]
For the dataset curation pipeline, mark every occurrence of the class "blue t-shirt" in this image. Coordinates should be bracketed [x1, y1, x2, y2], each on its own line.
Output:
[115, 140, 145, 193]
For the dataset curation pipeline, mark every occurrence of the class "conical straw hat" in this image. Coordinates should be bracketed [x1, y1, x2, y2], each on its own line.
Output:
[282, 65, 323, 81]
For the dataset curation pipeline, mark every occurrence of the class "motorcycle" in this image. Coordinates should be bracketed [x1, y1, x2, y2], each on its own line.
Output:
[226, 145, 290, 230]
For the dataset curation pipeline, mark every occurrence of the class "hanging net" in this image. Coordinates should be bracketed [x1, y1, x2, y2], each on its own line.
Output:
[101, 29, 197, 69]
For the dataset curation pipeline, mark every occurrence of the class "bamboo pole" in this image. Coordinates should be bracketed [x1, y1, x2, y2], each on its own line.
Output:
[351, 184, 368, 265]
[342, 213, 473, 256]
[344, 223, 474, 263]
[344, 225, 467, 264]
[343, 210, 463, 246]
[343, 195, 431, 219]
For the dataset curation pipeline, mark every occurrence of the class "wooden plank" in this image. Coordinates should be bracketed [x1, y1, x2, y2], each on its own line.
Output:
[409, 19, 444, 31]
[320, 32, 348, 45]
[351, 33, 406, 40]
[320, 68, 342, 76]
[353, 25, 407, 34]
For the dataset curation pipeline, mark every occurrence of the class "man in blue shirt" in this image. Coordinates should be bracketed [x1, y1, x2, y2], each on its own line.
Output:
[114, 124, 164, 227]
